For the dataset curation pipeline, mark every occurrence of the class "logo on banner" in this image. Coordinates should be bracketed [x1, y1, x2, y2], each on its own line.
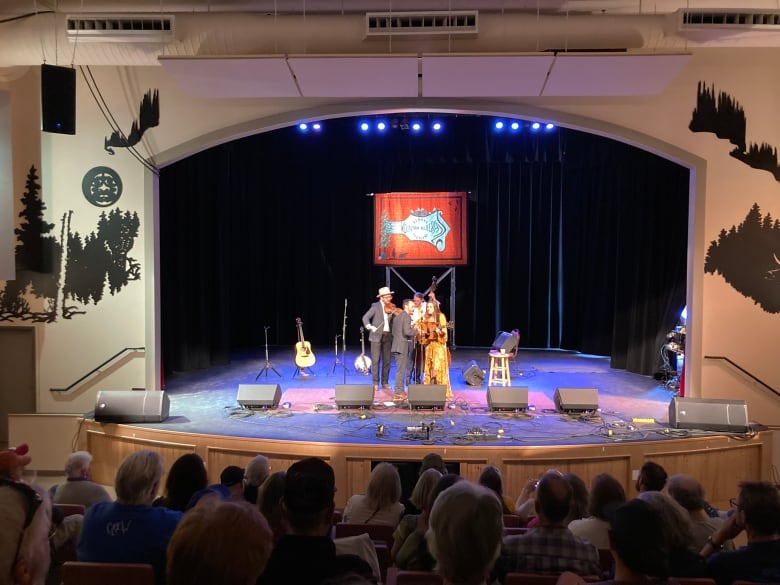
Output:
[380, 208, 451, 255]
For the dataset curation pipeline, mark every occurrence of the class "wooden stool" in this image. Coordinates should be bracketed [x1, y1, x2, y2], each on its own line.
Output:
[488, 350, 511, 386]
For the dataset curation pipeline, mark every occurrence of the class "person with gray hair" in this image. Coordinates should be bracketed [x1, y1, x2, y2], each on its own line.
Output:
[52, 450, 111, 509]
[343, 462, 404, 526]
[667, 474, 734, 552]
[426, 481, 504, 585]
[243, 454, 270, 505]
[77, 449, 183, 582]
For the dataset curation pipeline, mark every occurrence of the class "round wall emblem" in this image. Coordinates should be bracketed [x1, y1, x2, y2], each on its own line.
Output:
[82, 166, 122, 207]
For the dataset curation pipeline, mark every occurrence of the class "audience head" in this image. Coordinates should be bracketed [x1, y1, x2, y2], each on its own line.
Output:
[167, 496, 273, 585]
[257, 471, 287, 541]
[427, 481, 503, 585]
[636, 461, 667, 492]
[607, 498, 670, 578]
[163, 453, 208, 511]
[588, 473, 626, 520]
[0, 482, 51, 585]
[736, 480, 780, 537]
[410, 468, 443, 511]
[0, 444, 31, 481]
[220, 465, 246, 499]
[478, 465, 505, 498]
[283, 457, 336, 534]
[535, 471, 572, 524]
[637, 490, 694, 552]
[64, 451, 93, 480]
[365, 462, 402, 508]
[115, 449, 165, 505]
[426, 473, 463, 513]
[420, 453, 447, 476]
[563, 472, 589, 523]
[667, 474, 705, 512]
[245, 455, 270, 487]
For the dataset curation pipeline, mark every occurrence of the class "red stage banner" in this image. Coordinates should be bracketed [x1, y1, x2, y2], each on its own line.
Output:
[374, 192, 468, 266]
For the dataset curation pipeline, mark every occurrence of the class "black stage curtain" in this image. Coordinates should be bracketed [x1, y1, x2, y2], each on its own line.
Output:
[159, 116, 688, 376]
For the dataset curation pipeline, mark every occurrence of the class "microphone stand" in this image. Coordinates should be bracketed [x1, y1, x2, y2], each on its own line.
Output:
[255, 325, 281, 379]
[342, 299, 349, 383]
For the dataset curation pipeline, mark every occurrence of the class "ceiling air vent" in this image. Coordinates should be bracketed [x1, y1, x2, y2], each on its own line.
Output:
[66, 14, 175, 43]
[677, 9, 780, 32]
[366, 11, 478, 37]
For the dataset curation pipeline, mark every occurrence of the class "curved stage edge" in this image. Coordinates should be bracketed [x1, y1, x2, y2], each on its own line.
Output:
[79, 419, 773, 510]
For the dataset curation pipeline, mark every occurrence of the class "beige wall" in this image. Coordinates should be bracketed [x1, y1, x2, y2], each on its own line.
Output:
[1, 48, 779, 434]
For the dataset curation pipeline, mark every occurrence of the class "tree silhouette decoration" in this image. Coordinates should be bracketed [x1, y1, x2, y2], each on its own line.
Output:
[704, 202, 780, 313]
[690, 81, 780, 182]
[0, 165, 141, 322]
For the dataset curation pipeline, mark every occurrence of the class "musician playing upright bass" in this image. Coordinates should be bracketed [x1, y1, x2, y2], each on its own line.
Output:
[418, 295, 452, 400]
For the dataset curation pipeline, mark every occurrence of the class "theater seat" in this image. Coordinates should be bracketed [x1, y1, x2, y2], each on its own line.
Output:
[385, 567, 443, 585]
[61, 561, 155, 585]
[333, 522, 395, 548]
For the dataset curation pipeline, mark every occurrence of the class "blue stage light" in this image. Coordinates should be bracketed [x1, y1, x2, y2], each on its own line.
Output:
[312, 122, 322, 131]
[510, 121, 521, 131]
[530, 122, 541, 131]
[494, 120, 505, 130]
[359, 121, 370, 132]
[545, 123, 555, 131]
[376, 121, 387, 131]
[411, 121, 422, 132]
[432, 121, 442, 132]
[298, 122, 309, 131]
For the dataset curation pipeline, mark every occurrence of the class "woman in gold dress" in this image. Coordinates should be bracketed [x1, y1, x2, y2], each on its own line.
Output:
[418, 301, 452, 399]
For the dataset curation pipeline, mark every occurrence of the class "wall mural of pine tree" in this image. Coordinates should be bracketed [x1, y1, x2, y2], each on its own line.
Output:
[0, 165, 141, 322]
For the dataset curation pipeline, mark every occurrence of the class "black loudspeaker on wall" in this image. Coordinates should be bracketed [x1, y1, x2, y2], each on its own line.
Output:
[408, 384, 447, 410]
[335, 384, 374, 409]
[462, 361, 485, 386]
[237, 384, 282, 409]
[553, 387, 599, 413]
[487, 386, 528, 412]
[94, 390, 169, 423]
[41, 64, 76, 135]
[668, 397, 749, 433]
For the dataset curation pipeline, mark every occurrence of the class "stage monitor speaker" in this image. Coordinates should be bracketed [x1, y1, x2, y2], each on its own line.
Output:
[487, 386, 528, 412]
[491, 331, 518, 353]
[408, 384, 447, 410]
[94, 390, 169, 423]
[41, 64, 76, 135]
[335, 384, 374, 409]
[237, 384, 282, 409]
[668, 397, 749, 433]
[553, 387, 599, 413]
[462, 361, 485, 386]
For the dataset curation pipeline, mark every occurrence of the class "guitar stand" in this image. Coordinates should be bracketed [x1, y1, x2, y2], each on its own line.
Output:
[293, 366, 315, 378]
[255, 326, 281, 380]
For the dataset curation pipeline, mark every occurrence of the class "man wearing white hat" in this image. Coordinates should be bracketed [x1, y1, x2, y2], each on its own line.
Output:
[362, 286, 395, 393]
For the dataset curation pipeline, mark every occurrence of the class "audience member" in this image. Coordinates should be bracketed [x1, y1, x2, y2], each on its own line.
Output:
[635, 461, 667, 492]
[637, 490, 707, 577]
[395, 473, 462, 571]
[557, 498, 672, 585]
[220, 465, 247, 501]
[77, 449, 183, 583]
[244, 454, 270, 504]
[701, 480, 780, 585]
[392, 468, 443, 565]
[426, 481, 504, 585]
[496, 471, 601, 578]
[419, 452, 448, 476]
[167, 495, 273, 585]
[563, 473, 589, 524]
[667, 473, 734, 552]
[343, 462, 403, 526]
[568, 473, 626, 550]
[51, 451, 111, 510]
[257, 470, 287, 543]
[0, 445, 51, 585]
[478, 465, 515, 515]
[153, 452, 208, 512]
[257, 457, 374, 584]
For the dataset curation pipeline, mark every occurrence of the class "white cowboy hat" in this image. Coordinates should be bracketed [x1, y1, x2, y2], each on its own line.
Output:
[376, 286, 394, 297]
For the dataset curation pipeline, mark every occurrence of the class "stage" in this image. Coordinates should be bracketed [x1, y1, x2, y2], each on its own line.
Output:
[78, 347, 772, 509]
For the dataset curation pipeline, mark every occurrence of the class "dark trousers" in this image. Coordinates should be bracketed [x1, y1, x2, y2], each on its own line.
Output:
[370, 333, 392, 386]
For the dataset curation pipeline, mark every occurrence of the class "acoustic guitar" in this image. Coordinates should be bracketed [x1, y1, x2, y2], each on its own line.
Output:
[294, 318, 316, 368]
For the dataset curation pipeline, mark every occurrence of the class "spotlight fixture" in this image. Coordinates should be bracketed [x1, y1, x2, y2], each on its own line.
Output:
[431, 121, 442, 132]
[312, 122, 322, 131]
[411, 121, 422, 132]
[530, 122, 541, 131]
[376, 121, 387, 131]
[494, 120, 505, 130]
[298, 122, 309, 131]
[545, 123, 555, 131]
[359, 121, 370, 132]
[510, 121, 521, 131]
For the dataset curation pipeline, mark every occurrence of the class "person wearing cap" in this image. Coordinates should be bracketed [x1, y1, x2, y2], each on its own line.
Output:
[257, 457, 374, 584]
[362, 286, 396, 394]
[220, 465, 246, 501]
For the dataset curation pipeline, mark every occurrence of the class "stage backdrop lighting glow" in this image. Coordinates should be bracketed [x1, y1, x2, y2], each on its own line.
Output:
[374, 191, 467, 266]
